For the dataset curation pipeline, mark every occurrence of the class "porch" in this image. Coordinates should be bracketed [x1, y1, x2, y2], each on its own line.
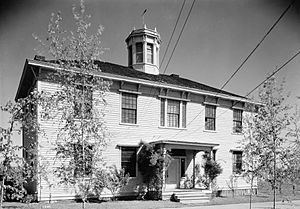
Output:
[151, 140, 219, 199]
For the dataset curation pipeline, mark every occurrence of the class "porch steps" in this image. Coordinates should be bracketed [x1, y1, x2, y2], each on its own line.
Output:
[162, 189, 211, 204]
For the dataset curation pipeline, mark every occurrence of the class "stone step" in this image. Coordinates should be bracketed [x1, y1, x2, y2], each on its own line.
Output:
[178, 196, 209, 200]
[180, 199, 210, 204]
[162, 189, 211, 203]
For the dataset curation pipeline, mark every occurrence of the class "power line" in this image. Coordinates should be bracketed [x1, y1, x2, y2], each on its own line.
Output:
[168, 49, 300, 139]
[220, 0, 296, 90]
[160, 0, 187, 68]
[114, 0, 191, 135]
[163, 0, 196, 74]
[246, 50, 300, 97]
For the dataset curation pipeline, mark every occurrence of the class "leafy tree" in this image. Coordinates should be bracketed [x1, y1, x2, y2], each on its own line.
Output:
[285, 106, 300, 195]
[34, 0, 110, 207]
[241, 77, 291, 209]
[137, 142, 172, 200]
[0, 92, 46, 208]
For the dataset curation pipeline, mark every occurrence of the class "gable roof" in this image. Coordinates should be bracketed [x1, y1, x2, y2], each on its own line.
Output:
[16, 58, 249, 101]
[94, 61, 246, 99]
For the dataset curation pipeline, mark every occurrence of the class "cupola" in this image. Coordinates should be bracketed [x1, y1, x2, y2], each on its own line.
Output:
[125, 25, 161, 75]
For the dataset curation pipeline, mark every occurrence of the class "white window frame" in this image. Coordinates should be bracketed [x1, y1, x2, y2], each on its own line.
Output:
[119, 90, 141, 125]
[159, 97, 188, 129]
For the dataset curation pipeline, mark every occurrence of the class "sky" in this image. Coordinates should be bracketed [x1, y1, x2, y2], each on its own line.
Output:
[1, 0, 300, 129]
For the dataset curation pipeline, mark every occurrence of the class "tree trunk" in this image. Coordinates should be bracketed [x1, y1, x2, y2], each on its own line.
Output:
[0, 176, 5, 209]
[249, 175, 253, 209]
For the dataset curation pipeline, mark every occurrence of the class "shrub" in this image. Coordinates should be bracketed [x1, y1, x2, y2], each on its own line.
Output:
[94, 165, 129, 200]
[137, 142, 172, 200]
[203, 156, 223, 189]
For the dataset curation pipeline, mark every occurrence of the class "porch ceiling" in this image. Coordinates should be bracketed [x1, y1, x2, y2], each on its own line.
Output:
[150, 140, 219, 151]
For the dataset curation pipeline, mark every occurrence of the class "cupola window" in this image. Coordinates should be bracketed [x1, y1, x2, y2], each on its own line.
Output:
[147, 43, 153, 64]
[136, 43, 143, 63]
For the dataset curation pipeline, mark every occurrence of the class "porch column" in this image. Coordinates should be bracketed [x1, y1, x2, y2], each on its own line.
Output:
[192, 151, 196, 188]
[161, 144, 167, 191]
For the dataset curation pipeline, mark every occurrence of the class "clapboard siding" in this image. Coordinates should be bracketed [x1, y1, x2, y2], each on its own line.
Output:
[33, 79, 253, 201]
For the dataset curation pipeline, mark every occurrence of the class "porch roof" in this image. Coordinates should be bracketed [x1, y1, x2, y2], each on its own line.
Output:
[150, 140, 219, 151]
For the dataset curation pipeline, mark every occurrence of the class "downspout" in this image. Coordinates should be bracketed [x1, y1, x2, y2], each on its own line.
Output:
[192, 151, 196, 188]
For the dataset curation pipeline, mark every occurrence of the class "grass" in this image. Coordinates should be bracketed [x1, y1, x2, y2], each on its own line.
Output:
[3, 182, 300, 209]
[3, 200, 182, 209]
[3, 193, 300, 209]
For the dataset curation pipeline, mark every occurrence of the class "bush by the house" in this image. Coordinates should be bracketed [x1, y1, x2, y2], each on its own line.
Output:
[137, 142, 172, 200]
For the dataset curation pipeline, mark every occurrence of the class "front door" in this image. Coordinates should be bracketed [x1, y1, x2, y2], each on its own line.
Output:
[165, 158, 180, 190]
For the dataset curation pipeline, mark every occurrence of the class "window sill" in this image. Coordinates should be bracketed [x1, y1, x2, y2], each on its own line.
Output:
[158, 126, 187, 130]
[203, 130, 217, 133]
[119, 122, 139, 127]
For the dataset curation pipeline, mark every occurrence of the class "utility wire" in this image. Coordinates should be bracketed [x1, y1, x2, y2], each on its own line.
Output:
[246, 50, 300, 97]
[114, 0, 191, 135]
[220, 0, 296, 90]
[169, 49, 300, 139]
[163, 0, 196, 74]
[160, 0, 187, 68]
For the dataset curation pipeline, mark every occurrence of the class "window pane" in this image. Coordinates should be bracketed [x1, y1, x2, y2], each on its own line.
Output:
[167, 100, 180, 127]
[73, 143, 94, 177]
[205, 105, 216, 130]
[136, 43, 143, 63]
[168, 113, 179, 127]
[122, 109, 136, 124]
[233, 109, 243, 133]
[167, 100, 180, 114]
[122, 93, 137, 124]
[205, 105, 216, 117]
[147, 43, 153, 64]
[74, 85, 93, 119]
[121, 147, 136, 177]
[160, 99, 165, 126]
[233, 151, 243, 174]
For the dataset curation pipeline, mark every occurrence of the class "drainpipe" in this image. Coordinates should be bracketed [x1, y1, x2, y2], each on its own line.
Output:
[193, 151, 196, 188]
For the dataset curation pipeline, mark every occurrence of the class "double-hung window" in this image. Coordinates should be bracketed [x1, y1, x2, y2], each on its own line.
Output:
[121, 93, 137, 124]
[121, 147, 137, 177]
[73, 143, 94, 177]
[160, 98, 187, 128]
[136, 43, 143, 63]
[233, 109, 243, 133]
[74, 85, 93, 119]
[205, 105, 216, 131]
[232, 151, 243, 174]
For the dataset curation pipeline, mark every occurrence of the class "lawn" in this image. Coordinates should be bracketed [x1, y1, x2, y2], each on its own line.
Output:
[3, 193, 300, 209]
[3, 200, 183, 209]
[3, 182, 300, 209]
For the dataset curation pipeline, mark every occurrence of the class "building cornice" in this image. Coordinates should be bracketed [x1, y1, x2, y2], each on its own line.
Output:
[26, 59, 261, 106]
